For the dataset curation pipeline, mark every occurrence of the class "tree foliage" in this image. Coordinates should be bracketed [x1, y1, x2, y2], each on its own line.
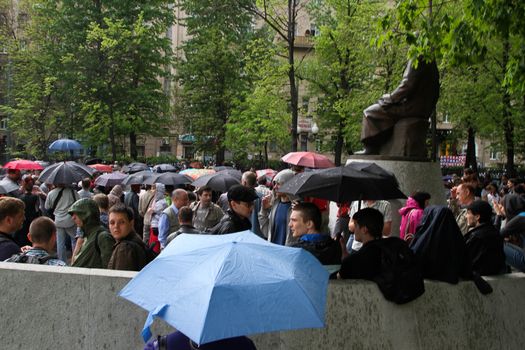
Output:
[380, 0, 525, 173]
[225, 33, 290, 165]
[2, 0, 175, 160]
[175, 0, 253, 163]
[302, 0, 406, 165]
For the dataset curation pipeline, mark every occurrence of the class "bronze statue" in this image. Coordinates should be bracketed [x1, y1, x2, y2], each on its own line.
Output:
[357, 58, 440, 157]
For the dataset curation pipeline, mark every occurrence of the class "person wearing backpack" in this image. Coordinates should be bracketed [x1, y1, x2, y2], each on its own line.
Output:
[70, 198, 115, 268]
[107, 204, 154, 271]
[336, 208, 424, 304]
[5, 217, 65, 266]
[45, 183, 80, 263]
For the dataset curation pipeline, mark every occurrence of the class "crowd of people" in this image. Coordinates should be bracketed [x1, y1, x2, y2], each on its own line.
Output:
[0, 165, 523, 283]
[1, 163, 524, 349]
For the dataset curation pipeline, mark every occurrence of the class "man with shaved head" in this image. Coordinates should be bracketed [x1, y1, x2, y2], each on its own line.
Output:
[158, 189, 189, 250]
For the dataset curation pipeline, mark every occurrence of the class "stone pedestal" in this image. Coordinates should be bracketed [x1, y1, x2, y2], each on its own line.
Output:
[329, 156, 446, 237]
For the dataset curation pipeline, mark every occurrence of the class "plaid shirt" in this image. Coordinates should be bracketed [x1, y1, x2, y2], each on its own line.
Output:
[24, 248, 67, 266]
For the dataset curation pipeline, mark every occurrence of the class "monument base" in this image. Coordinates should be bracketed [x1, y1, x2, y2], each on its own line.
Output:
[329, 157, 445, 237]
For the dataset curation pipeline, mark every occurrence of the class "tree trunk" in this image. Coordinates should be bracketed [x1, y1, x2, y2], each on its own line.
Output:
[465, 125, 477, 173]
[264, 141, 268, 168]
[334, 118, 344, 166]
[215, 146, 225, 165]
[288, 0, 298, 152]
[129, 132, 137, 160]
[109, 104, 116, 162]
[502, 36, 515, 177]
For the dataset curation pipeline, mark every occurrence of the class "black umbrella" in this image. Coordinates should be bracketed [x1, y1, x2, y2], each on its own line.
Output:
[94, 172, 128, 187]
[153, 163, 178, 173]
[144, 172, 192, 187]
[191, 173, 240, 193]
[122, 162, 149, 174]
[121, 170, 154, 186]
[217, 168, 242, 180]
[39, 161, 95, 185]
[278, 163, 406, 203]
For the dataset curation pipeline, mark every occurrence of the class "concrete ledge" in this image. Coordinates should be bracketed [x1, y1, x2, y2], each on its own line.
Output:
[1, 262, 524, 349]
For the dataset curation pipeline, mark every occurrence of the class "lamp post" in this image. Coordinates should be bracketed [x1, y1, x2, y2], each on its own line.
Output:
[297, 121, 319, 151]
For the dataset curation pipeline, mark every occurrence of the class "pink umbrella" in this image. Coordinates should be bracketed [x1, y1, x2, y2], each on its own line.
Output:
[3, 160, 44, 171]
[281, 152, 334, 169]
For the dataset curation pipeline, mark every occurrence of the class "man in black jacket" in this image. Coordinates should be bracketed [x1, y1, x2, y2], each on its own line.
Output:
[465, 200, 507, 275]
[210, 185, 258, 235]
[289, 202, 341, 265]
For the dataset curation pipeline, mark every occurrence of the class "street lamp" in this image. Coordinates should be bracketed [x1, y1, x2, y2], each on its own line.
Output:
[297, 121, 319, 151]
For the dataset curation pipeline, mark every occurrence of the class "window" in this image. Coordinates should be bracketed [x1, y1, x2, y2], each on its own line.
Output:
[310, 24, 319, 37]
[489, 148, 498, 160]
[302, 97, 309, 113]
[183, 146, 194, 159]
[0, 118, 7, 130]
[160, 143, 171, 153]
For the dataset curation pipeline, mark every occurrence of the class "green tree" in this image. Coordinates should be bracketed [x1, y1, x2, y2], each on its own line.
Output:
[0, 0, 67, 159]
[301, 0, 405, 165]
[175, 0, 253, 163]
[382, 0, 525, 174]
[4, 0, 175, 161]
[225, 35, 290, 166]
[238, 0, 308, 152]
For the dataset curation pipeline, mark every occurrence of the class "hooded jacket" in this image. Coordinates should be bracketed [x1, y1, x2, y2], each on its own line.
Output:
[410, 205, 469, 284]
[398, 197, 424, 241]
[71, 198, 115, 268]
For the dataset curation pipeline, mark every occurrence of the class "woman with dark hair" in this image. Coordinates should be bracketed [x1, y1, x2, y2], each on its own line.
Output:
[398, 191, 431, 243]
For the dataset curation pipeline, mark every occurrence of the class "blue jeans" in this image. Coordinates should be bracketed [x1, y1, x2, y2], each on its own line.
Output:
[56, 225, 77, 264]
[503, 242, 525, 272]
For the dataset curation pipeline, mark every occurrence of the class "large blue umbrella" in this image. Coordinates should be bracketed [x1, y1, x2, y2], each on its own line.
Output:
[48, 138, 83, 152]
[119, 231, 329, 345]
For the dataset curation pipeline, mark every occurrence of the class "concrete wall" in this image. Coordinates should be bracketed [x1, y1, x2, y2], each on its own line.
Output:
[1, 262, 524, 350]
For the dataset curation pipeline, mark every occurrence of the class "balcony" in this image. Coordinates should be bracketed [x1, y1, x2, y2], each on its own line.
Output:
[294, 35, 314, 49]
[275, 35, 314, 49]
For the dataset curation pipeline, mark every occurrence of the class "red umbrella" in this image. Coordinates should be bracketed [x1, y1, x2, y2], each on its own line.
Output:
[281, 152, 334, 169]
[3, 160, 44, 171]
[88, 164, 113, 173]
